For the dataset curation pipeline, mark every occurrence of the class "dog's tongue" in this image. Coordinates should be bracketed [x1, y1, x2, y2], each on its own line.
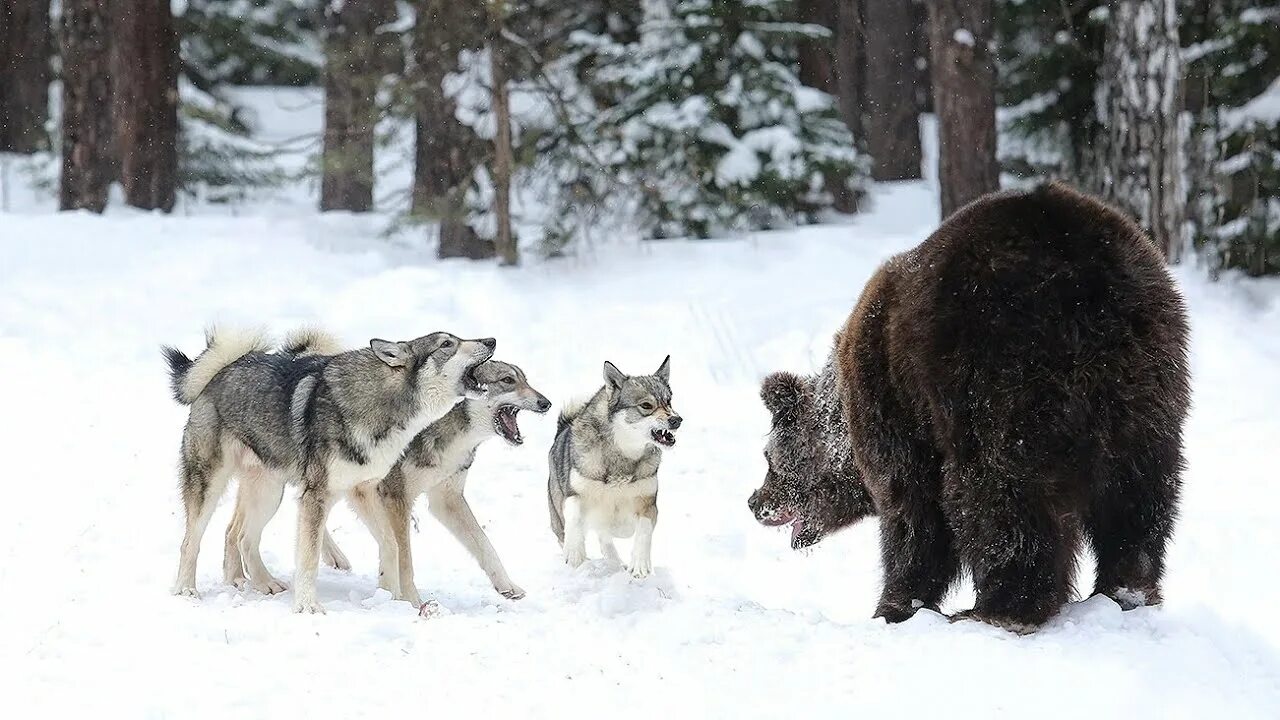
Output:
[498, 407, 522, 444]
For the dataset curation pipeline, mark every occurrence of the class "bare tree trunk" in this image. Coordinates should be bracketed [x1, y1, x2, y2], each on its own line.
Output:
[0, 0, 51, 153]
[832, 0, 863, 137]
[911, 0, 932, 114]
[320, 0, 394, 212]
[864, 0, 923, 180]
[488, 0, 517, 266]
[112, 0, 178, 211]
[926, 0, 998, 219]
[413, 0, 492, 259]
[798, 0, 836, 93]
[1093, 0, 1184, 262]
[58, 0, 112, 212]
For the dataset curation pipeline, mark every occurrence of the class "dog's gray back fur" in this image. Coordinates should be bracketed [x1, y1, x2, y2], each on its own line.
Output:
[172, 333, 458, 476]
[547, 373, 668, 543]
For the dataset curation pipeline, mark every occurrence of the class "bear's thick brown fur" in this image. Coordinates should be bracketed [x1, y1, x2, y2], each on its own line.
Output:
[749, 182, 1190, 632]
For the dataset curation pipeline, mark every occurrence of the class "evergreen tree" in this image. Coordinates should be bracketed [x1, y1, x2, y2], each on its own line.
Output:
[180, 0, 321, 87]
[995, 0, 1105, 180]
[1185, 2, 1280, 276]
[546, 0, 868, 240]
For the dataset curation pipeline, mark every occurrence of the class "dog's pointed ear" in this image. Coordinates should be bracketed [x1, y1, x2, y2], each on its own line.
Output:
[760, 372, 811, 423]
[603, 361, 627, 393]
[654, 355, 671, 384]
[370, 339, 412, 368]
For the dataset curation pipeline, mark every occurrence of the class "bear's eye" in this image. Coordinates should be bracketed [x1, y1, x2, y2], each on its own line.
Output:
[640, 402, 654, 411]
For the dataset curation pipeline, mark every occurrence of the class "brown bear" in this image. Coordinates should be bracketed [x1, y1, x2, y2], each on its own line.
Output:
[748, 182, 1190, 633]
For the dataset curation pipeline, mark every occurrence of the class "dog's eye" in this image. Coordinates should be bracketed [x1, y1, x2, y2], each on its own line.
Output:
[640, 402, 654, 411]
[503, 377, 515, 385]
[441, 339, 454, 349]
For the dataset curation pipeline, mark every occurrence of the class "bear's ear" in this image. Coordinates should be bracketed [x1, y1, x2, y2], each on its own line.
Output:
[760, 372, 811, 422]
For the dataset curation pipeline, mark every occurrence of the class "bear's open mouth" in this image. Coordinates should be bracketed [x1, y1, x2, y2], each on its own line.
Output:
[494, 405, 522, 445]
[755, 507, 819, 549]
[651, 428, 676, 447]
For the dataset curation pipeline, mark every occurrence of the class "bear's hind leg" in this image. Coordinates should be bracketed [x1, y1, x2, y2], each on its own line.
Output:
[953, 462, 1081, 633]
[1088, 442, 1180, 609]
[873, 447, 958, 623]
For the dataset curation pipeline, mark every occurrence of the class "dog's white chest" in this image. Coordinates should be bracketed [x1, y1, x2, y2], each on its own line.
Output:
[570, 471, 657, 539]
[329, 425, 421, 491]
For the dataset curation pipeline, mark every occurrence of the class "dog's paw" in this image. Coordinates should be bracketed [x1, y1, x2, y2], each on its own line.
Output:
[564, 546, 587, 568]
[172, 584, 200, 598]
[228, 575, 249, 591]
[292, 595, 326, 615]
[418, 600, 442, 618]
[498, 584, 526, 600]
[252, 576, 288, 595]
[398, 588, 424, 607]
[629, 556, 653, 579]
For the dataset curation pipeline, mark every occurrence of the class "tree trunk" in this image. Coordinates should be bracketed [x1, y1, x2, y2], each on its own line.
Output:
[489, 12, 517, 267]
[1092, 0, 1184, 262]
[864, 0, 923, 180]
[798, 0, 836, 93]
[0, 0, 51, 153]
[832, 0, 863, 137]
[112, 0, 178, 212]
[911, 0, 932, 114]
[320, 0, 395, 212]
[413, 0, 492, 260]
[926, 0, 998, 219]
[58, 0, 112, 212]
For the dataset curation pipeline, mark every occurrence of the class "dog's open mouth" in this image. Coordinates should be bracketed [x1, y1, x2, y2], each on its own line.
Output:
[651, 428, 676, 447]
[462, 363, 485, 393]
[494, 405, 523, 445]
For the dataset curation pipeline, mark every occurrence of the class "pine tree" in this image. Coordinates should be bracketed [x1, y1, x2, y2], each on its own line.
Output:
[59, 0, 113, 212]
[320, 0, 396, 212]
[411, 0, 492, 259]
[864, 0, 924, 180]
[553, 0, 868, 239]
[995, 0, 1105, 180]
[1185, 2, 1280, 276]
[180, 0, 321, 87]
[112, 0, 180, 212]
[1092, 0, 1184, 261]
[927, 0, 998, 218]
[0, 0, 51, 154]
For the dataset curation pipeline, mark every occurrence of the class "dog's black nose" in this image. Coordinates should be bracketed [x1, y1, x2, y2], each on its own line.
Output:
[537, 397, 551, 412]
[479, 338, 497, 349]
[668, 415, 682, 430]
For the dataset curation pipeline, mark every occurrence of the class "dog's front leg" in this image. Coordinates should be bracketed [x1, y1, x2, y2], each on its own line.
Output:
[629, 501, 657, 579]
[293, 476, 330, 614]
[562, 495, 588, 568]
[348, 482, 402, 600]
[428, 480, 523, 599]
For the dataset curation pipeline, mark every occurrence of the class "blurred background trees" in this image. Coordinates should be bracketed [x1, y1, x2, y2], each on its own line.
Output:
[0, 0, 1275, 274]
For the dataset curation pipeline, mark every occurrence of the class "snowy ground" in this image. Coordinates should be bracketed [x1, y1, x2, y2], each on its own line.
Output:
[4, 96, 1280, 718]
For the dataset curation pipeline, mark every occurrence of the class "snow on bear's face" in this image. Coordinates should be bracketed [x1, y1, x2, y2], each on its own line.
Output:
[750, 372, 832, 549]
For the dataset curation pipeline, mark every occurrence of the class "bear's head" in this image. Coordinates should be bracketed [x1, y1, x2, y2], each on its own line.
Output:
[749, 370, 874, 549]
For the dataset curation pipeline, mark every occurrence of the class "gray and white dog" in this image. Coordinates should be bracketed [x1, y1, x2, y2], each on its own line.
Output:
[164, 326, 494, 613]
[342, 360, 551, 609]
[548, 357, 681, 578]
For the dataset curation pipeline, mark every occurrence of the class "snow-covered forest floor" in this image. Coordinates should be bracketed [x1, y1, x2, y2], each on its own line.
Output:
[2, 91, 1280, 718]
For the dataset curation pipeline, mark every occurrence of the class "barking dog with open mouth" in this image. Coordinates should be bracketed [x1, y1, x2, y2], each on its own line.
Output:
[164, 326, 494, 613]
[547, 357, 681, 578]
[335, 360, 551, 609]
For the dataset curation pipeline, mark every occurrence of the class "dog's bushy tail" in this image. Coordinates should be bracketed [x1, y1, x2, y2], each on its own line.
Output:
[163, 326, 272, 405]
[281, 326, 343, 357]
[556, 396, 591, 433]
